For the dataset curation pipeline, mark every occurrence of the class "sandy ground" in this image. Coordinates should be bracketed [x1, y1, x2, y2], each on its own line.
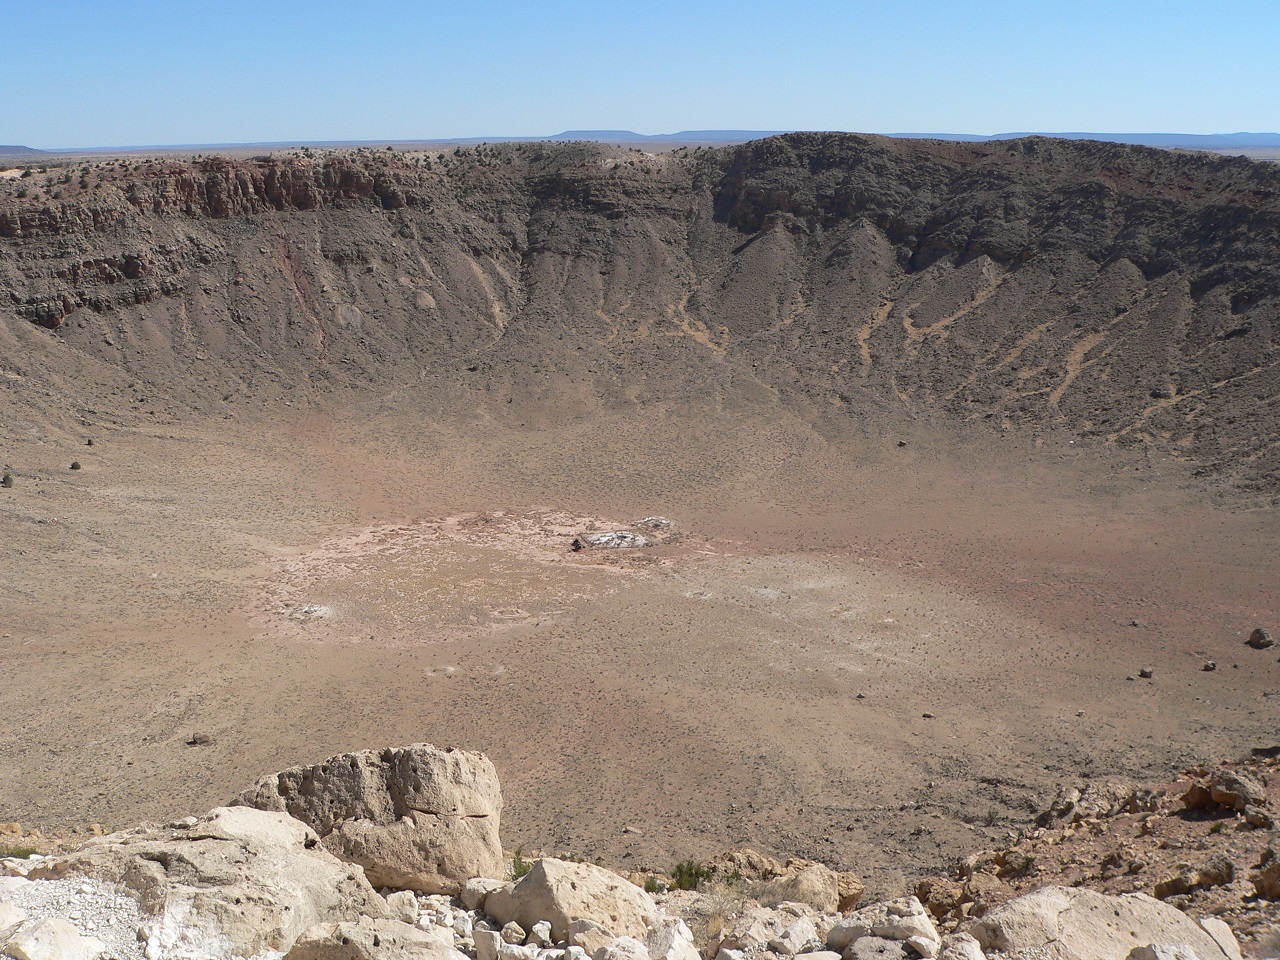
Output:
[0, 404, 1276, 898]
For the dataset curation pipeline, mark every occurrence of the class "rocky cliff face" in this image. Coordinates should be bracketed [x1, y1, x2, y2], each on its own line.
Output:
[1, 135, 1277, 493]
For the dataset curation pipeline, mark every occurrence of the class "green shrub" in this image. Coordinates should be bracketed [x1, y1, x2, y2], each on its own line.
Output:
[1, 470, 13, 488]
[671, 859, 713, 891]
[643, 876, 666, 894]
[511, 847, 533, 880]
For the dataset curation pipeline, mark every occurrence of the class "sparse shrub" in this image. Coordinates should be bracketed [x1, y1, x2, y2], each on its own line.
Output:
[1208, 821, 1227, 834]
[1, 470, 13, 488]
[643, 876, 666, 894]
[984, 807, 1000, 827]
[70, 461, 82, 470]
[671, 858, 714, 891]
[511, 847, 532, 880]
[0, 841, 40, 859]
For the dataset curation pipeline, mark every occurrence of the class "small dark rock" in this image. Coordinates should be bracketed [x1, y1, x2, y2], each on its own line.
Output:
[70, 461, 81, 470]
[1139, 666, 1154, 679]
[186, 733, 214, 747]
[1247, 627, 1274, 649]
[1202, 660, 1217, 672]
[896, 440, 907, 448]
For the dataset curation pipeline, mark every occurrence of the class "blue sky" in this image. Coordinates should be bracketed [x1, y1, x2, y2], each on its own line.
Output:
[5, 0, 1278, 148]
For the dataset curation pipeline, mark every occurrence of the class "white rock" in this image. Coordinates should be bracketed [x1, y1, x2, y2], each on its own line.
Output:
[568, 919, 618, 957]
[714, 949, 745, 960]
[907, 933, 940, 958]
[454, 913, 475, 938]
[476, 928, 503, 960]
[770, 916, 819, 956]
[3, 917, 105, 960]
[486, 859, 657, 943]
[646, 917, 700, 960]
[827, 897, 940, 955]
[964, 887, 1240, 960]
[1128, 947, 1202, 960]
[593, 936, 651, 960]
[388, 890, 422, 923]
[529, 920, 554, 947]
[28, 806, 386, 959]
[234, 742, 504, 894]
[284, 915, 464, 959]
[463, 878, 511, 912]
[938, 932, 986, 960]
[0, 899, 29, 935]
[503, 921, 529, 944]
[1198, 918, 1242, 960]
[500, 945, 541, 960]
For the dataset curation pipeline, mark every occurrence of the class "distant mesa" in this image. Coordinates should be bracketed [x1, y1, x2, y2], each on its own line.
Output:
[0, 145, 47, 159]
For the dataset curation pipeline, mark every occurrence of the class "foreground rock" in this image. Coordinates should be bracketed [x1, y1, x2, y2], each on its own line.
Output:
[234, 743, 503, 894]
[25, 806, 386, 958]
[486, 858, 658, 942]
[827, 896, 941, 958]
[964, 886, 1241, 960]
[1, 917, 104, 960]
[285, 916, 467, 959]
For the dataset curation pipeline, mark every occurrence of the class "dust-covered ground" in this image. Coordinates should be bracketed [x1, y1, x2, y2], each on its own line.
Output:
[1, 402, 1275, 898]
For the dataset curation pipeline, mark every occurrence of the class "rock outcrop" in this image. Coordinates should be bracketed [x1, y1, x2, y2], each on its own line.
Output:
[24, 805, 386, 958]
[234, 743, 503, 894]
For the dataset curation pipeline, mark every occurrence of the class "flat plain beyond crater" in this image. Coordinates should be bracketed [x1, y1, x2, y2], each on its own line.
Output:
[1, 134, 1278, 900]
[1, 404, 1275, 898]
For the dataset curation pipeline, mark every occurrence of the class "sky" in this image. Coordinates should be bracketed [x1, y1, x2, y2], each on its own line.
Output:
[4, 0, 1278, 149]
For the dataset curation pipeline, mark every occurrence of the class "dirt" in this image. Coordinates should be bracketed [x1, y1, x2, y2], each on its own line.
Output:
[0, 135, 1277, 935]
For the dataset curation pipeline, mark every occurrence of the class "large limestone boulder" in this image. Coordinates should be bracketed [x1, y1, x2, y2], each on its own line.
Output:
[963, 886, 1241, 960]
[486, 858, 658, 942]
[234, 742, 503, 894]
[285, 916, 466, 959]
[26, 806, 386, 959]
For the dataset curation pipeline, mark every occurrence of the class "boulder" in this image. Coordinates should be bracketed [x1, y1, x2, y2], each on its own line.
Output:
[475, 928, 503, 960]
[285, 916, 465, 959]
[769, 916, 818, 955]
[387, 890, 420, 924]
[963, 886, 1240, 960]
[462, 877, 509, 911]
[837, 871, 866, 912]
[593, 936, 651, 960]
[570, 919, 620, 955]
[937, 932, 985, 960]
[1153, 855, 1234, 899]
[844, 937, 908, 959]
[1127, 948, 1201, 960]
[915, 877, 963, 920]
[2, 917, 105, 960]
[1207, 771, 1266, 811]
[234, 742, 503, 893]
[646, 917, 700, 960]
[1246, 627, 1273, 649]
[486, 858, 657, 943]
[767, 863, 840, 913]
[827, 897, 940, 957]
[1253, 845, 1280, 899]
[0, 899, 27, 934]
[26, 806, 386, 959]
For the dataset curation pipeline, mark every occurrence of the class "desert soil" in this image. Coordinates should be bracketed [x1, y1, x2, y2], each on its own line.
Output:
[1, 402, 1275, 899]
